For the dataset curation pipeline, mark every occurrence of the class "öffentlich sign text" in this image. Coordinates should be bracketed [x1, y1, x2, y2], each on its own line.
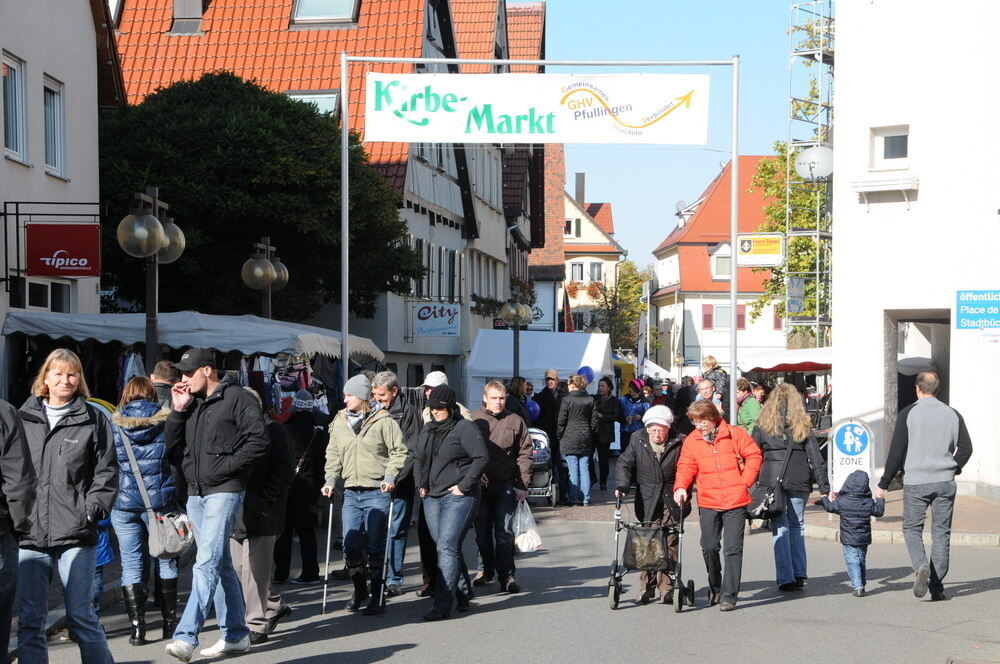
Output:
[364, 73, 710, 145]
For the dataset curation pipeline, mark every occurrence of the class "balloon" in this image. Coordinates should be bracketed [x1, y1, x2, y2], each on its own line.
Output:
[577, 366, 595, 384]
[525, 399, 541, 423]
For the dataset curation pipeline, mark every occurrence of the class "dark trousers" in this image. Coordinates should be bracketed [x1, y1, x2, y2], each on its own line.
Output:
[474, 483, 517, 579]
[0, 530, 17, 662]
[902, 480, 956, 594]
[594, 437, 612, 486]
[273, 526, 319, 581]
[699, 506, 746, 605]
[417, 499, 439, 589]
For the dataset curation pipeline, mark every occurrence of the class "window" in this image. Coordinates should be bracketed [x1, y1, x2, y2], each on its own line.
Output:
[10, 278, 71, 312]
[564, 219, 573, 236]
[288, 91, 340, 116]
[714, 304, 732, 328]
[710, 243, 732, 280]
[43, 78, 65, 176]
[589, 262, 603, 283]
[3, 53, 27, 161]
[870, 125, 909, 170]
[572, 312, 585, 331]
[51, 282, 70, 313]
[447, 250, 456, 303]
[413, 238, 425, 297]
[437, 246, 445, 298]
[28, 282, 48, 309]
[292, 0, 359, 23]
[570, 263, 583, 281]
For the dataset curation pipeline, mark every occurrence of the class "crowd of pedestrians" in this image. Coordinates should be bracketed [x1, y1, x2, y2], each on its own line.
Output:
[0, 347, 976, 662]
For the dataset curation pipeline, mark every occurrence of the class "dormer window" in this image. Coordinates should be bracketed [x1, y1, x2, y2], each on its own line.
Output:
[293, 0, 360, 24]
[710, 243, 732, 280]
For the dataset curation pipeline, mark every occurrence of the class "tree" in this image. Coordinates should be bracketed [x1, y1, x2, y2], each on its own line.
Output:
[593, 260, 649, 351]
[100, 72, 423, 321]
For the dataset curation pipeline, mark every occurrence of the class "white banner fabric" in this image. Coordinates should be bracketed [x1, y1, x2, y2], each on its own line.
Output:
[364, 73, 710, 145]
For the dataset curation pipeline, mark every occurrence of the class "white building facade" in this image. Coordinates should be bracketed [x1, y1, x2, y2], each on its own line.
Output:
[834, 0, 1000, 498]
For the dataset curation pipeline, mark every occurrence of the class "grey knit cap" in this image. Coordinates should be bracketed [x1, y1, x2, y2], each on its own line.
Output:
[343, 374, 372, 401]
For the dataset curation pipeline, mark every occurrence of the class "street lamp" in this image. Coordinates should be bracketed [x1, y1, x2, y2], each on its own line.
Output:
[240, 236, 289, 319]
[117, 187, 185, 373]
[499, 298, 532, 377]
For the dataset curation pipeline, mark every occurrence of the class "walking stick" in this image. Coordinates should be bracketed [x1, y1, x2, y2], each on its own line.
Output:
[322, 496, 335, 614]
[379, 493, 396, 607]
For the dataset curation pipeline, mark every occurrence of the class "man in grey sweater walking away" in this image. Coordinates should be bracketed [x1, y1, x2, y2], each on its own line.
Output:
[877, 372, 973, 601]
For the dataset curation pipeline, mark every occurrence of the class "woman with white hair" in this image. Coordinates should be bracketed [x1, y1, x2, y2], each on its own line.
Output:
[614, 405, 689, 604]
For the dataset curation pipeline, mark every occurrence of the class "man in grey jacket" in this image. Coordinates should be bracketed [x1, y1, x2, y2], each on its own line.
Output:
[877, 372, 973, 601]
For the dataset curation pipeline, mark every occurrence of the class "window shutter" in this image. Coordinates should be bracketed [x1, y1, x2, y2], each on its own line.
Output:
[702, 304, 714, 330]
[773, 306, 783, 330]
[736, 305, 746, 330]
[575, 218, 582, 237]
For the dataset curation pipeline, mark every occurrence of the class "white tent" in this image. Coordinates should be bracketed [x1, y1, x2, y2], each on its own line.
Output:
[2, 310, 383, 361]
[738, 346, 833, 374]
[465, 330, 613, 403]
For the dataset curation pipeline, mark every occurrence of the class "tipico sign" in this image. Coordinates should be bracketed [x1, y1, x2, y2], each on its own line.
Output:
[364, 73, 710, 145]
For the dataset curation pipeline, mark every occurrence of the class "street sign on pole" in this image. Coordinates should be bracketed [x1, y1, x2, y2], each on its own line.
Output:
[736, 232, 785, 267]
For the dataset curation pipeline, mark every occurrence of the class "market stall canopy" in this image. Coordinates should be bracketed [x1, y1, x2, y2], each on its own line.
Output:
[465, 330, 613, 403]
[2, 310, 383, 361]
[738, 347, 833, 374]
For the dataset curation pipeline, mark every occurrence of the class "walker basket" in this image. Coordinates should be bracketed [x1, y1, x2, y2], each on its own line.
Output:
[621, 524, 668, 572]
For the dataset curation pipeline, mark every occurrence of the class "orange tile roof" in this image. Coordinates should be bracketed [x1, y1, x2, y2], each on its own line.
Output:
[650, 156, 774, 293]
[451, 0, 499, 73]
[585, 202, 615, 235]
[115, 0, 427, 190]
[506, 2, 545, 73]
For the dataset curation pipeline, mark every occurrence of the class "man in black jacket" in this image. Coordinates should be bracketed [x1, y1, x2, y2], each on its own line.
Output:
[533, 369, 568, 503]
[372, 371, 422, 596]
[0, 398, 35, 659]
[164, 348, 270, 661]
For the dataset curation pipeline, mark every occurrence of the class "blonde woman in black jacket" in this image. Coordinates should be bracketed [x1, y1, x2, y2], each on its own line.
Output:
[16, 349, 116, 664]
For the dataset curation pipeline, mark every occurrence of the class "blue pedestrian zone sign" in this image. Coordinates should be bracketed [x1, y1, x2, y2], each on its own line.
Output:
[834, 423, 870, 456]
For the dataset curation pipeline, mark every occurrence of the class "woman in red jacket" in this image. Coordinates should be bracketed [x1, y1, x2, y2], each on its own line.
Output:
[673, 400, 762, 611]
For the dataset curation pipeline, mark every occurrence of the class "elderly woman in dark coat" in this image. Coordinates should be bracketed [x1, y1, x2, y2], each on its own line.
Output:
[614, 405, 689, 604]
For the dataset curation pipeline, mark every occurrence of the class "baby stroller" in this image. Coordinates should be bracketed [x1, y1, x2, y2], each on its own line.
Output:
[527, 427, 559, 507]
[608, 496, 696, 612]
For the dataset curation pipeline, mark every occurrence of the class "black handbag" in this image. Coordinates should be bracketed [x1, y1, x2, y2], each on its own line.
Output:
[748, 429, 794, 522]
[622, 525, 668, 571]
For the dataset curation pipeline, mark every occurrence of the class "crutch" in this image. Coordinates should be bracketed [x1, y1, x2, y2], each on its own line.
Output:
[379, 493, 396, 608]
[322, 495, 335, 614]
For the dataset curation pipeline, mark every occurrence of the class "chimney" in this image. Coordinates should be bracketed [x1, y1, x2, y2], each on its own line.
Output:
[170, 0, 206, 35]
[575, 172, 585, 206]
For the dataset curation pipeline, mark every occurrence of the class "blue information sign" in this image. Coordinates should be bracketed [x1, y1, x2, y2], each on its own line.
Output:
[834, 422, 870, 456]
[955, 290, 1000, 330]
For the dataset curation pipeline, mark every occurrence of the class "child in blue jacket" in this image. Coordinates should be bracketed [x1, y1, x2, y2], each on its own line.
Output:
[818, 470, 885, 597]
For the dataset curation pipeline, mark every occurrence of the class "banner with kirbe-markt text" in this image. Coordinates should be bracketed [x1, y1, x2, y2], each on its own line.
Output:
[364, 73, 710, 145]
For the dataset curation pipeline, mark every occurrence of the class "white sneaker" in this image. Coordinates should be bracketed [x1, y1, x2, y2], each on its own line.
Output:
[165, 640, 196, 662]
[200, 636, 251, 657]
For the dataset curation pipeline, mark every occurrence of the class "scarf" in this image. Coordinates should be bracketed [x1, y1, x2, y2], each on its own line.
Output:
[650, 439, 667, 460]
[345, 408, 366, 434]
[419, 415, 458, 489]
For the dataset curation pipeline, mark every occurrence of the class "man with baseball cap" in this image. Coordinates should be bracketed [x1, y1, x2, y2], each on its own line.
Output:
[164, 348, 270, 661]
[533, 369, 567, 504]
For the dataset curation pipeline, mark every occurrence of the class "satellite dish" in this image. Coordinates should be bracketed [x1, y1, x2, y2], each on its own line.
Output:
[675, 200, 688, 212]
[794, 146, 834, 180]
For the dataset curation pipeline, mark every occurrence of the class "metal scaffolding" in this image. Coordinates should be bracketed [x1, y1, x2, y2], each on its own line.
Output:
[785, 0, 834, 347]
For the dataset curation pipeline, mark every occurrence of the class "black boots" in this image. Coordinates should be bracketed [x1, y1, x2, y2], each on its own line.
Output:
[121, 583, 147, 646]
[362, 573, 386, 615]
[345, 568, 369, 612]
[160, 578, 179, 641]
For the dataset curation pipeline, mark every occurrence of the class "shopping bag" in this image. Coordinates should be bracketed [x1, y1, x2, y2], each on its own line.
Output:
[513, 501, 542, 554]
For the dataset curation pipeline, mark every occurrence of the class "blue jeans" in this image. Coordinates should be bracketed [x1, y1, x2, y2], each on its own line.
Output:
[17, 545, 114, 664]
[111, 508, 179, 585]
[474, 482, 517, 579]
[342, 489, 392, 573]
[0, 531, 18, 660]
[387, 488, 414, 587]
[174, 492, 247, 647]
[423, 492, 478, 615]
[842, 544, 868, 590]
[770, 490, 808, 586]
[565, 454, 592, 505]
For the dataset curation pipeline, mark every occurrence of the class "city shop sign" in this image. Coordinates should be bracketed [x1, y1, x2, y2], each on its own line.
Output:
[26, 224, 101, 277]
[365, 73, 709, 145]
[413, 302, 461, 337]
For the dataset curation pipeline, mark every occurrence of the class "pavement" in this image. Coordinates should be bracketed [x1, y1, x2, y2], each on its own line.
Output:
[31, 518, 1000, 664]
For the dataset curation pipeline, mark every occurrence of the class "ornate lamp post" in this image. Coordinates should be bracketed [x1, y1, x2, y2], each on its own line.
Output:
[240, 236, 289, 319]
[117, 187, 185, 373]
[499, 298, 533, 377]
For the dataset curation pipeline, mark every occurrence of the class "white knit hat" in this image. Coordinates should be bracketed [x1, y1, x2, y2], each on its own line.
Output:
[643, 405, 674, 428]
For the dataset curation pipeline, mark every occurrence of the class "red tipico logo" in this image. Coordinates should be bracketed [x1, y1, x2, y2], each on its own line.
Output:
[26, 224, 101, 277]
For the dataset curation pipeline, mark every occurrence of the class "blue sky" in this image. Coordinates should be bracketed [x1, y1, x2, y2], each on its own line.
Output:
[543, 0, 792, 265]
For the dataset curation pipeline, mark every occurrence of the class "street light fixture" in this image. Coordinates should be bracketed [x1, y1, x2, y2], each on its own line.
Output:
[499, 298, 532, 377]
[117, 187, 185, 373]
[240, 236, 289, 319]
